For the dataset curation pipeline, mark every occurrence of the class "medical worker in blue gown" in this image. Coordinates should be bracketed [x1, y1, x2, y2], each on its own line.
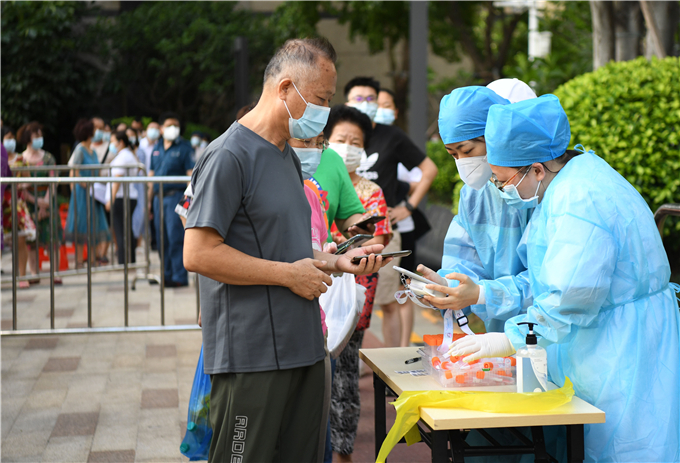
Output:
[430, 94, 680, 462]
[418, 85, 535, 333]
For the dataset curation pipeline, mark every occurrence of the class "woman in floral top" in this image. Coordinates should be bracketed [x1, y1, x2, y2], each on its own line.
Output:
[324, 105, 391, 462]
[1, 126, 36, 288]
[17, 122, 63, 283]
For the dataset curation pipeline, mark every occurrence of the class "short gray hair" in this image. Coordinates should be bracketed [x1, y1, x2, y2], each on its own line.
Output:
[264, 37, 337, 86]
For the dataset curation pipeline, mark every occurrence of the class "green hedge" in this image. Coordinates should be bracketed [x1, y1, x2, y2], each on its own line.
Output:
[553, 56, 680, 259]
[426, 141, 464, 213]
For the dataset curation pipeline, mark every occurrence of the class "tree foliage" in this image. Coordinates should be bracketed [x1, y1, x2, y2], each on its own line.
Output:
[98, 1, 276, 131]
[553, 56, 680, 258]
[1, 1, 100, 153]
[505, 1, 593, 95]
[429, 1, 528, 81]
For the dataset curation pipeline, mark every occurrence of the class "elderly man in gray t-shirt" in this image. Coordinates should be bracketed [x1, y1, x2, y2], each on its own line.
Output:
[184, 37, 390, 463]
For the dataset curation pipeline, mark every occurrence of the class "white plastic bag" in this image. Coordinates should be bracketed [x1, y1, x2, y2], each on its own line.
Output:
[320, 273, 366, 359]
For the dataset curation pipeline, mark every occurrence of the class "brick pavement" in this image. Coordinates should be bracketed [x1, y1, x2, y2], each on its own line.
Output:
[2, 251, 446, 462]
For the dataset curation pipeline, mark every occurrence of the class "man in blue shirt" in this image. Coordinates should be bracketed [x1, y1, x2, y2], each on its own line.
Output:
[148, 112, 194, 286]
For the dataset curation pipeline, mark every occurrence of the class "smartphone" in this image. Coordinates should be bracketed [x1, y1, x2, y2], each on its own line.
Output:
[350, 250, 412, 264]
[344, 215, 386, 233]
[335, 234, 374, 255]
[392, 265, 447, 298]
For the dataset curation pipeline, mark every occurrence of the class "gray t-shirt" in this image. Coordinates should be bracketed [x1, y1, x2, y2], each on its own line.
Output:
[186, 122, 325, 374]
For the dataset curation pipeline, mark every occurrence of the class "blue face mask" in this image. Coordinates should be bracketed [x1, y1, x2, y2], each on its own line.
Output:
[93, 129, 103, 142]
[3, 139, 16, 153]
[102, 132, 111, 142]
[32, 137, 44, 150]
[284, 82, 330, 140]
[292, 147, 323, 180]
[348, 101, 378, 121]
[108, 143, 118, 156]
[146, 128, 160, 141]
[374, 107, 396, 125]
[499, 169, 541, 210]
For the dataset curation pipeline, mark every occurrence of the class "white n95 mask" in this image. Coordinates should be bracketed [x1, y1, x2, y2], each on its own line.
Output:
[455, 156, 493, 190]
[163, 125, 180, 142]
[328, 143, 364, 172]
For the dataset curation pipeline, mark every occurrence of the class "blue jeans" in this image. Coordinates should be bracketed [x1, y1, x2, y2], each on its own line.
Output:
[153, 190, 188, 285]
[324, 357, 337, 463]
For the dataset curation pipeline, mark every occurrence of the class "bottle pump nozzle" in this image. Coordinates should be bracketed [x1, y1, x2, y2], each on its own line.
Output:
[517, 322, 538, 345]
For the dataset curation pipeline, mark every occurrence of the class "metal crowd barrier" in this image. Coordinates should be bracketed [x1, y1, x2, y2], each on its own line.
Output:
[654, 204, 680, 236]
[1, 172, 200, 336]
[4, 164, 153, 284]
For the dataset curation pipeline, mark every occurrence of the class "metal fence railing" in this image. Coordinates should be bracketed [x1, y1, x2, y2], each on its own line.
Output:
[654, 204, 680, 236]
[1, 172, 199, 336]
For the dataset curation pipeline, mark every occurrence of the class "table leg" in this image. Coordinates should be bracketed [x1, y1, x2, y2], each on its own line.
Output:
[373, 372, 387, 460]
[431, 430, 450, 463]
[566, 424, 585, 463]
[448, 429, 466, 463]
[530, 426, 549, 463]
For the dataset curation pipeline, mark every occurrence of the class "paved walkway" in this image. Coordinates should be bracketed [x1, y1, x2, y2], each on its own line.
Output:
[1, 250, 448, 462]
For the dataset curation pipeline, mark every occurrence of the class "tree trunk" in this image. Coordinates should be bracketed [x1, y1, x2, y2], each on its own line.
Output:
[392, 39, 410, 132]
[642, 1, 679, 58]
[614, 1, 643, 61]
[591, 1, 616, 69]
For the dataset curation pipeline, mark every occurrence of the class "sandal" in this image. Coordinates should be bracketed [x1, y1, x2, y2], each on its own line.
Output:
[18, 281, 30, 289]
[28, 277, 40, 285]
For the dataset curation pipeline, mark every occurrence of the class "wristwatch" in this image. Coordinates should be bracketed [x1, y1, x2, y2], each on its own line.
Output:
[404, 201, 416, 213]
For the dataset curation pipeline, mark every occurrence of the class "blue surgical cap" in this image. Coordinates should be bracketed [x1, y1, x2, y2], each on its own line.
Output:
[485, 94, 571, 167]
[438, 86, 510, 145]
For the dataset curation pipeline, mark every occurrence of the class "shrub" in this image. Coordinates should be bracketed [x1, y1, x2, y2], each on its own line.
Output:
[553, 56, 680, 264]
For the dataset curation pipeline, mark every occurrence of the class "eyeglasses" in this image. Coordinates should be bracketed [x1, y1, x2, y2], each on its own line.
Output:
[349, 95, 376, 103]
[491, 166, 530, 192]
[294, 138, 329, 150]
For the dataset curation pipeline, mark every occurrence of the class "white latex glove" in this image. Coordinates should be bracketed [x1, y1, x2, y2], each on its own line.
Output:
[446, 332, 516, 363]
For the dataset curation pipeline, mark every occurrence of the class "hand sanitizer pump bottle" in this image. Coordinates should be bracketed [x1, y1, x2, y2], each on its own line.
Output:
[516, 322, 548, 393]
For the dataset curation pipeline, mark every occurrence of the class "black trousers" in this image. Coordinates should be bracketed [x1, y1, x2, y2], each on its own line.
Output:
[112, 198, 137, 265]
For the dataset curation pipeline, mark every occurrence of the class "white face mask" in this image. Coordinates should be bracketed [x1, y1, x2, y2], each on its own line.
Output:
[348, 101, 378, 121]
[328, 143, 365, 172]
[163, 125, 180, 142]
[455, 155, 493, 190]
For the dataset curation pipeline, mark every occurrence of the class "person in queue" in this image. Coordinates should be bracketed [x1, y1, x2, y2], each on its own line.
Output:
[148, 112, 194, 287]
[325, 105, 392, 463]
[345, 76, 438, 348]
[105, 131, 139, 266]
[1, 126, 36, 288]
[17, 121, 65, 281]
[183, 37, 391, 463]
[427, 95, 680, 462]
[287, 131, 336, 463]
[64, 118, 112, 268]
[417, 86, 535, 334]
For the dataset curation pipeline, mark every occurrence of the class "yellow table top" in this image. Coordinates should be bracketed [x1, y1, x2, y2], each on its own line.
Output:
[359, 347, 605, 430]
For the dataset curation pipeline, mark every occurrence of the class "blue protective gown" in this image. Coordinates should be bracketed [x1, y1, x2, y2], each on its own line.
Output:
[483, 151, 680, 462]
[438, 182, 534, 333]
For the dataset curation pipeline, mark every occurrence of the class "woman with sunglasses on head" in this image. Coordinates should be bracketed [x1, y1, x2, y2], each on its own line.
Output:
[416, 86, 536, 334]
[430, 95, 680, 462]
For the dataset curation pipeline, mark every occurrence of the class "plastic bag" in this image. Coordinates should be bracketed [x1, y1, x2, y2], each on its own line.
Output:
[320, 272, 366, 359]
[376, 377, 575, 463]
[180, 346, 212, 461]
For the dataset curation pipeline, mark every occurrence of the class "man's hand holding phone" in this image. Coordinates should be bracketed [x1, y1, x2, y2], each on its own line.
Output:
[337, 245, 391, 275]
[288, 258, 333, 300]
